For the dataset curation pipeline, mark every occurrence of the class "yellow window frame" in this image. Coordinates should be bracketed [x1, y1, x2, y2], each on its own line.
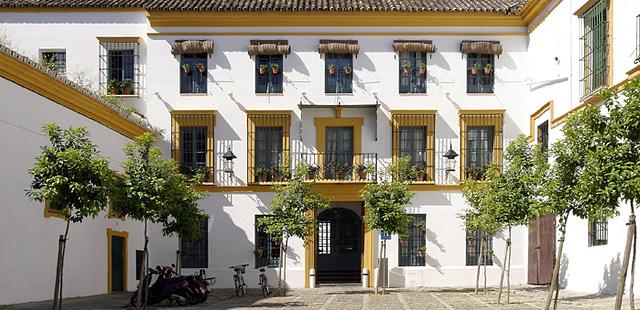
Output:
[170, 110, 216, 183]
[247, 111, 292, 184]
[391, 110, 437, 183]
[459, 110, 504, 181]
[44, 200, 68, 219]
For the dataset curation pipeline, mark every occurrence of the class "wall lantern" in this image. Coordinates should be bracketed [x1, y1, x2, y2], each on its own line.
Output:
[443, 143, 459, 173]
[222, 147, 236, 175]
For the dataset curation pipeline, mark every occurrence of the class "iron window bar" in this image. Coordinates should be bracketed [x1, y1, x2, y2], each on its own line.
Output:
[247, 113, 291, 184]
[460, 113, 503, 181]
[466, 53, 495, 93]
[40, 50, 66, 76]
[180, 220, 209, 268]
[295, 152, 377, 182]
[391, 113, 436, 183]
[398, 214, 427, 267]
[255, 215, 281, 268]
[170, 113, 215, 183]
[398, 52, 427, 94]
[466, 230, 493, 266]
[578, 0, 609, 99]
[99, 41, 141, 96]
[588, 220, 608, 247]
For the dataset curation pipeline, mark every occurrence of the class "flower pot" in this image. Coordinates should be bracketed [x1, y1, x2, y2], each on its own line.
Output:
[259, 66, 267, 76]
[403, 67, 411, 76]
[122, 85, 134, 95]
[272, 172, 282, 182]
[471, 67, 478, 75]
[419, 67, 426, 76]
[344, 67, 352, 76]
[307, 171, 318, 180]
[271, 67, 279, 75]
[329, 65, 337, 76]
[258, 173, 268, 183]
[336, 171, 347, 180]
[109, 86, 121, 95]
[358, 170, 368, 180]
[198, 65, 206, 74]
[416, 171, 426, 181]
[183, 65, 192, 74]
[418, 251, 425, 257]
[483, 67, 491, 75]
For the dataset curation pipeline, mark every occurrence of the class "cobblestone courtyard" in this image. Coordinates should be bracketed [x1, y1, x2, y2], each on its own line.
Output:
[2, 286, 635, 310]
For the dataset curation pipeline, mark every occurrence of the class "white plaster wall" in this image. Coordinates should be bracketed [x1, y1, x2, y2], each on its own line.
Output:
[0, 78, 146, 305]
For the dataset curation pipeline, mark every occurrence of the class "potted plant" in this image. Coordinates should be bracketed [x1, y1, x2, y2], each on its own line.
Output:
[329, 64, 337, 76]
[334, 163, 351, 180]
[467, 166, 486, 180]
[344, 65, 352, 76]
[355, 162, 375, 181]
[271, 63, 280, 75]
[418, 63, 427, 75]
[254, 248, 265, 258]
[418, 246, 426, 257]
[259, 64, 268, 76]
[196, 63, 206, 74]
[306, 164, 320, 180]
[121, 80, 134, 95]
[483, 63, 492, 75]
[182, 63, 192, 74]
[399, 237, 407, 246]
[412, 161, 427, 181]
[108, 79, 122, 95]
[470, 63, 480, 75]
[402, 63, 412, 76]
[256, 167, 270, 183]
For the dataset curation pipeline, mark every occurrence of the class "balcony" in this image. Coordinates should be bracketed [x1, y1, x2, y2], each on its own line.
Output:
[296, 152, 378, 182]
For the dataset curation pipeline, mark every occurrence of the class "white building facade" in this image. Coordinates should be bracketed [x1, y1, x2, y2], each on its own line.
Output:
[0, 0, 639, 304]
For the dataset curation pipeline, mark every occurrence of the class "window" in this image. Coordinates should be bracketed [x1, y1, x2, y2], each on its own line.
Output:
[180, 220, 208, 268]
[466, 53, 494, 93]
[392, 112, 436, 182]
[460, 112, 503, 181]
[44, 200, 67, 218]
[135, 250, 144, 280]
[399, 214, 426, 267]
[399, 52, 427, 93]
[588, 220, 608, 246]
[255, 216, 281, 268]
[170, 111, 216, 183]
[180, 53, 207, 94]
[325, 53, 353, 93]
[537, 121, 549, 153]
[636, 14, 640, 64]
[466, 230, 493, 266]
[247, 113, 291, 183]
[99, 40, 140, 96]
[40, 50, 66, 76]
[579, 0, 609, 98]
[255, 55, 283, 94]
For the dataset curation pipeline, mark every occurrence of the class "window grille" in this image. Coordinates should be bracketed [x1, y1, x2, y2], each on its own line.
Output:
[392, 113, 436, 182]
[99, 42, 140, 96]
[325, 53, 353, 93]
[537, 121, 549, 153]
[180, 53, 207, 94]
[588, 220, 608, 246]
[579, 0, 609, 98]
[466, 230, 493, 266]
[255, 55, 283, 93]
[398, 214, 427, 266]
[467, 53, 494, 93]
[247, 113, 291, 183]
[180, 220, 208, 268]
[170, 112, 215, 183]
[40, 50, 66, 76]
[399, 52, 427, 93]
[317, 220, 332, 254]
[460, 113, 503, 180]
[255, 216, 281, 268]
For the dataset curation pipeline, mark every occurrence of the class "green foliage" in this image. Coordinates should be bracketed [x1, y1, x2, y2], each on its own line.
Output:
[460, 177, 501, 237]
[40, 54, 57, 71]
[112, 133, 207, 239]
[27, 124, 113, 223]
[361, 158, 415, 236]
[258, 163, 329, 241]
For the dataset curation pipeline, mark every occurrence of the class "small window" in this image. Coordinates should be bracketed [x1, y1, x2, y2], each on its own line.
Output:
[579, 0, 609, 98]
[99, 41, 140, 96]
[255, 55, 283, 94]
[399, 52, 427, 93]
[180, 126, 208, 177]
[180, 220, 208, 268]
[466, 126, 494, 179]
[255, 216, 281, 268]
[398, 214, 426, 267]
[325, 53, 353, 93]
[537, 121, 549, 153]
[180, 53, 208, 94]
[466, 230, 493, 266]
[135, 250, 144, 280]
[40, 50, 66, 76]
[588, 220, 608, 246]
[467, 53, 494, 93]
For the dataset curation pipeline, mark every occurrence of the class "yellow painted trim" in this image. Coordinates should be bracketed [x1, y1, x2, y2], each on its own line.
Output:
[363, 212, 375, 287]
[244, 110, 293, 115]
[0, 51, 148, 139]
[147, 11, 527, 28]
[626, 64, 640, 79]
[304, 210, 315, 288]
[390, 110, 438, 114]
[315, 117, 363, 182]
[574, 0, 600, 16]
[147, 31, 527, 37]
[44, 200, 68, 219]
[521, 0, 554, 25]
[457, 109, 506, 115]
[391, 111, 437, 182]
[459, 111, 504, 181]
[246, 111, 292, 184]
[527, 0, 563, 34]
[170, 110, 217, 183]
[528, 101, 553, 142]
[107, 228, 129, 294]
[97, 37, 142, 44]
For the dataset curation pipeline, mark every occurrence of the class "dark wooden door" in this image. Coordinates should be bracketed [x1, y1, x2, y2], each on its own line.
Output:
[528, 215, 556, 284]
[111, 236, 125, 292]
[316, 208, 361, 283]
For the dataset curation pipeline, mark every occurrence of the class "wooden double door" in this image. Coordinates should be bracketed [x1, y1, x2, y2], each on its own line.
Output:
[528, 215, 556, 285]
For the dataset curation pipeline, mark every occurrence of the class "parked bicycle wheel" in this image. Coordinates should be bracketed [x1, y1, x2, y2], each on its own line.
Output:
[260, 275, 269, 297]
[234, 274, 241, 297]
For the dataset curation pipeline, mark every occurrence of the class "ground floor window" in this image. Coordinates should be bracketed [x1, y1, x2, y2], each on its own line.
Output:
[255, 216, 281, 268]
[399, 214, 427, 266]
[466, 230, 493, 266]
[180, 220, 208, 268]
[588, 220, 608, 246]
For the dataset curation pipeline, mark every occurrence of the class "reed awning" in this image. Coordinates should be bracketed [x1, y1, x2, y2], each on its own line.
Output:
[171, 40, 214, 55]
[248, 40, 291, 56]
[393, 40, 437, 53]
[318, 40, 359, 55]
[460, 40, 503, 56]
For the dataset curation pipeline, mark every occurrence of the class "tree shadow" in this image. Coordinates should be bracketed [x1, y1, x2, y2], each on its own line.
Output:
[558, 253, 569, 289]
[426, 228, 446, 253]
[598, 253, 621, 294]
[425, 253, 444, 275]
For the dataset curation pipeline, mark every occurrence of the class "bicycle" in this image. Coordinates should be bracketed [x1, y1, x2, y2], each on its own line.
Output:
[257, 267, 271, 297]
[229, 264, 249, 297]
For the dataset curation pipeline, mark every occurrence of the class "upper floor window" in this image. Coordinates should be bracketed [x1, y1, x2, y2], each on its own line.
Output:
[466, 53, 494, 93]
[40, 49, 66, 76]
[170, 111, 216, 183]
[588, 219, 608, 246]
[398, 214, 426, 267]
[399, 52, 427, 93]
[255, 55, 283, 94]
[255, 215, 281, 268]
[180, 53, 207, 94]
[578, 0, 609, 98]
[325, 53, 353, 93]
[466, 230, 493, 266]
[391, 112, 436, 182]
[180, 220, 209, 268]
[98, 39, 140, 96]
[537, 120, 549, 153]
[247, 113, 291, 184]
[44, 200, 67, 219]
[460, 112, 503, 181]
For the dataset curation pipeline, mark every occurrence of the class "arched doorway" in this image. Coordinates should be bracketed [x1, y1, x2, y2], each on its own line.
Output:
[316, 208, 362, 283]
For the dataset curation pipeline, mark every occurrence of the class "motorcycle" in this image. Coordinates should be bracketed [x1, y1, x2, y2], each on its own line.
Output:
[161, 265, 212, 304]
[125, 266, 193, 308]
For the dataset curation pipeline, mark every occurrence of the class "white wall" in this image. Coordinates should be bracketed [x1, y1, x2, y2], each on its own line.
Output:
[0, 78, 145, 305]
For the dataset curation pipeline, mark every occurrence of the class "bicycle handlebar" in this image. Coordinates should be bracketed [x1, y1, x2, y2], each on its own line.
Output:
[228, 264, 250, 269]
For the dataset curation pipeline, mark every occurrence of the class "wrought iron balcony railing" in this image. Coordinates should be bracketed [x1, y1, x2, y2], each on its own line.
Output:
[296, 152, 378, 182]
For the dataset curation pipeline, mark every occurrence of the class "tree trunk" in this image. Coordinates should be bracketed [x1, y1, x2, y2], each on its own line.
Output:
[282, 237, 288, 296]
[615, 211, 636, 310]
[376, 239, 383, 295]
[277, 235, 284, 296]
[483, 242, 488, 294]
[497, 226, 511, 304]
[382, 239, 387, 295]
[630, 201, 636, 310]
[476, 238, 485, 294]
[136, 220, 148, 310]
[507, 227, 512, 304]
[57, 219, 71, 310]
[545, 216, 567, 310]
